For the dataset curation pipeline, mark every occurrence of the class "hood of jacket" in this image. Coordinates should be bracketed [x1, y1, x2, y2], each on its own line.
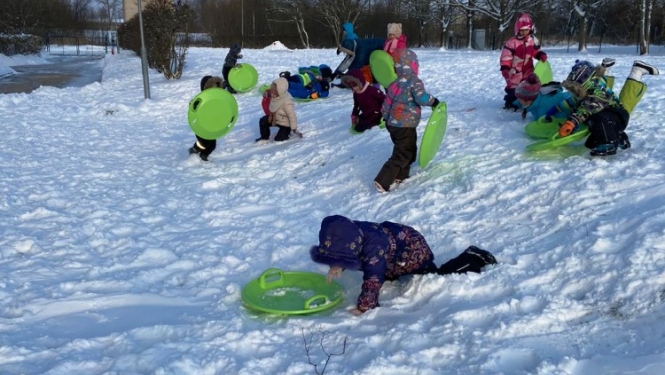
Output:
[393, 48, 419, 78]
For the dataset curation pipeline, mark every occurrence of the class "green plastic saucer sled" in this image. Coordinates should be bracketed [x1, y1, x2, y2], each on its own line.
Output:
[241, 268, 345, 315]
[228, 63, 259, 93]
[534, 60, 553, 84]
[524, 116, 590, 151]
[187, 88, 238, 140]
[350, 118, 386, 134]
[370, 50, 398, 88]
[418, 101, 448, 169]
[258, 83, 271, 93]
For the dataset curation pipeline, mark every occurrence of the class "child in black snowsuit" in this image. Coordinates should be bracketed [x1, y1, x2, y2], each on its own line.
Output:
[188, 75, 223, 161]
[222, 43, 243, 94]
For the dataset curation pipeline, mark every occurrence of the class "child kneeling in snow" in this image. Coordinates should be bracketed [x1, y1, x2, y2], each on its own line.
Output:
[310, 215, 497, 315]
[255, 77, 302, 144]
[341, 68, 386, 133]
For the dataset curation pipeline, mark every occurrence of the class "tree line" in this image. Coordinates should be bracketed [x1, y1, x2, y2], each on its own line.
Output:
[1, 0, 663, 54]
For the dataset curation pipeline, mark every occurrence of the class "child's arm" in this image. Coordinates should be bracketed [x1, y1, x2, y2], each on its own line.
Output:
[411, 79, 437, 106]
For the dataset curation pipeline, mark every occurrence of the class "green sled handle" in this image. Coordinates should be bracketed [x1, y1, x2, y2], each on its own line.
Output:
[304, 295, 329, 310]
[259, 268, 285, 289]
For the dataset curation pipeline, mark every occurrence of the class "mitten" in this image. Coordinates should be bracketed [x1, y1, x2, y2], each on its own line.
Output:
[559, 120, 577, 137]
[431, 98, 440, 108]
[500, 66, 510, 80]
[292, 129, 303, 138]
[536, 51, 547, 63]
[351, 115, 358, 125]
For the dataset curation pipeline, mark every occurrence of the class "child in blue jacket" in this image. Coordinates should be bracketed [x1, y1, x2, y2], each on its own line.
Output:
[310, 215, 497, 315]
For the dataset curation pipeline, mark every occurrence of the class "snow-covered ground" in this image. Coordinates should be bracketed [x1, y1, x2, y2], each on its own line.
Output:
[1, 42, 665, 375]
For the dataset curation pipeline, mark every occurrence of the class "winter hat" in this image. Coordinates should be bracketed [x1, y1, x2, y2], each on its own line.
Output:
[319, 64, 334, 81]
[341, 68, 366, 89]
[309, 215, 363, 270]
[514, 13, 534, 35]
[387, 23, 402, 37]
[392, 48, 419, 77]
[515, 73, 541, 101]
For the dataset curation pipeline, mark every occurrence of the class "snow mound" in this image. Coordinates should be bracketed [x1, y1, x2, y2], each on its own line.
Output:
[263, 41, 292, 51]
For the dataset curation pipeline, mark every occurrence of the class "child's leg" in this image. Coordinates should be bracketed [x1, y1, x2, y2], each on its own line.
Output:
[620, 79, 647, 115]
[193, 135, 215, 161]
[257, 115, 271, 140]
[584, 110, 624, 155]
[437, 246, 497, 275]
[273, 125, 292, 142]
[374, 126, 416, 190]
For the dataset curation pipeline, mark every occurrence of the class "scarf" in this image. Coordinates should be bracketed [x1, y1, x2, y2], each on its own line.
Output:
[384, 38, 399, 54]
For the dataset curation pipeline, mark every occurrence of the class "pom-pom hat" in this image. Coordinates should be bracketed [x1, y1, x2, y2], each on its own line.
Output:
[515, 73, 541, 101]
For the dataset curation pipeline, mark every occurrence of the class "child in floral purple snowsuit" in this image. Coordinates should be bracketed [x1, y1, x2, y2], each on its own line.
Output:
[310, 215, 497, 315]
[374, 49, 439, 192]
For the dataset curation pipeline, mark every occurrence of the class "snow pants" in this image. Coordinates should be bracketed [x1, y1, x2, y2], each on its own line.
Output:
[374, 126, 417, 190]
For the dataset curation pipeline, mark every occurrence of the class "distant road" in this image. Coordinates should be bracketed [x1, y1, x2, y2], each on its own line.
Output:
[0, 55, 103, 94]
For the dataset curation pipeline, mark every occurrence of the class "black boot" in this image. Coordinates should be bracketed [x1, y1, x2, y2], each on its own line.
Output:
[437, 246, 497, 275]
[618, 132, 631, 150]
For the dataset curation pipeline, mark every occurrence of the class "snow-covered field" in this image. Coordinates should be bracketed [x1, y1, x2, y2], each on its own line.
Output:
[1, 42, 665, 374]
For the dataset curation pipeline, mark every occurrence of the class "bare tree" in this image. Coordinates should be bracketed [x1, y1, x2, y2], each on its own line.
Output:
[430, 0, 460, 49]
[638, 0, 654, 54]
[312, 0, 371, 46]
[267, 0, 312, 48]
[565, 0, 612, 52]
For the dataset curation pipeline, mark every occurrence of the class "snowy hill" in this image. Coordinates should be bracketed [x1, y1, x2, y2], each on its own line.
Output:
[1, 45, 665, 374]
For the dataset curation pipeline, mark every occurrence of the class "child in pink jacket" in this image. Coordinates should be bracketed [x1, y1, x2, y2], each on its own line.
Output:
[499, 13, 547, 110]
[383, 23, 407, 57]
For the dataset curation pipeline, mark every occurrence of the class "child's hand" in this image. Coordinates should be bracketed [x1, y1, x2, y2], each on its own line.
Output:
[292, 129, 303, 138]
[351, 115, 358, 125]
[349, 308, 364, 316]
[327, 266, 343, 282]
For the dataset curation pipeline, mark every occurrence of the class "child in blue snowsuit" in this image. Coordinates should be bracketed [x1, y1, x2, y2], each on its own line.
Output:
[281, 65, 333, 100]
[334, 22, 384, 81]
[514, 74, 576, 121]
[310, 215, 497, 315]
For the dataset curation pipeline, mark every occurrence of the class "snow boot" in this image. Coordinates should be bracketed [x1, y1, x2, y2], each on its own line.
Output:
[601, 58, 616, 68]
[618, 132, 631, 150]
[633, 60, 659, 76]
[590, 142, 618, 157]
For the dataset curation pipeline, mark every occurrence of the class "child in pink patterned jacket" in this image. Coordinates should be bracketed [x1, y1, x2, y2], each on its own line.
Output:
[499, 13, 547, 110]
[374, 49, 439, 193]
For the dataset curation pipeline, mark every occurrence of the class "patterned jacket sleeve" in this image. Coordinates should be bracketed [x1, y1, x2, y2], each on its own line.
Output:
[568, 80, 615, 126]
[356, 228, 390, 312]
[411, 79, 435, 107]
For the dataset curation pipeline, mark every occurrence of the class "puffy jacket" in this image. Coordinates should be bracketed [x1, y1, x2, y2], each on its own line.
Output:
[310, 215, 436, 312]
[500, 13, 542, 89]
[382, 49, 437, 128]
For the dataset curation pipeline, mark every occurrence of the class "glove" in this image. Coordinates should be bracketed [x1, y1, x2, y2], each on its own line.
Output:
[542, 115, 553, 123]
[559, 121, 577, 137]
[292, 129, 303, 138]
[536, 51, 547, 63]
[351, 115, 358, 125]
[501, 66, 510, 80]
[235, 63, 242, 68]
[431, 98, 440, 108]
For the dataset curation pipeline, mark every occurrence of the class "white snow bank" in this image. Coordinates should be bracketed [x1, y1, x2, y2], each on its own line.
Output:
[264, 41, 292, 51]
